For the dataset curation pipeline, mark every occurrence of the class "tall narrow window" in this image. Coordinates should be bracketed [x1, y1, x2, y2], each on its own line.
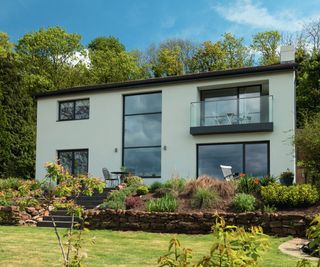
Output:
[123, 92, 162, 177]
[57, 149, 89, 175]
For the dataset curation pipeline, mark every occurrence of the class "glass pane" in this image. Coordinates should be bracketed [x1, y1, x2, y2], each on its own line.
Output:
[198, 144, 243, 179]
[239, 86, 260, 98]
[58, 151, 73, 173]
[239, 86, 261, 123]
[125, 93, 162, 115]
[124, 147, 161, 177]
[124, 114, 161, 147]
[245, 143, 268, 177]
[59, 102, 74, 120]
[75, 99, 89, 119]
[74, 151, 88, 175]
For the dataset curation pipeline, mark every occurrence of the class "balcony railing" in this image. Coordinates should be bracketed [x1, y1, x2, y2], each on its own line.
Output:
[190, 95, 273, 134]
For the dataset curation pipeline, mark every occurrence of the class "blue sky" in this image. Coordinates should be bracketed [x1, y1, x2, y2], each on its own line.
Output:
[1, 0, 320, 50]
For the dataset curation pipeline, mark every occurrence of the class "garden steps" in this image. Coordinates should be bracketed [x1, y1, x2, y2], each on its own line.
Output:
[37, 188, 110, 228]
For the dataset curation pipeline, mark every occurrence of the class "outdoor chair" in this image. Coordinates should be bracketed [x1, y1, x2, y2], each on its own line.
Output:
[102, 168, 119, 188]
[220, 165, 239, 181]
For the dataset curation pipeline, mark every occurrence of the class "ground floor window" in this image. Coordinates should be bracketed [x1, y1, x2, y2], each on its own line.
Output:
[57, 149, 88, 175]
[197, 142, 269, 179]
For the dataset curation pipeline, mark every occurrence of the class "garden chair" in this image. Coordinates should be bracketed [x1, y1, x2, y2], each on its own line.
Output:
[102, 168, 119, 188]
[220, 165, 239, 181]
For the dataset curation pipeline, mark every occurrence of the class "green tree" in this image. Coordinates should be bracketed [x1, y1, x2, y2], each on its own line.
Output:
[16, 26, 87, 93]
[0, 32, 13, 58]
[88, 36, 141, 83]
[252, 31, 281, 65]
[0, 54, 35, 178]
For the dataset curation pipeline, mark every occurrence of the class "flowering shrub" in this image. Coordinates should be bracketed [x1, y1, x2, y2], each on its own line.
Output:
[124, 176, 144, 187]
[237, 175, 260, 194]
[125, 196, 143, 209]
[136, 185, 149, 196]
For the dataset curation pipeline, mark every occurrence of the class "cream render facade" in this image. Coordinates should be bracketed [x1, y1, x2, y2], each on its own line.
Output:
[35, 64, 296, 184]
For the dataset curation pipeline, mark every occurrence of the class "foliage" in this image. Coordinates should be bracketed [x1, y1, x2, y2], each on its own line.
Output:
[164, 178, 187, 193]
[262, 205, 277, 213]
[0, 177, 24, 190]
[260, 176, 277, 187]
[236, 175, 260, 194]
[190, 188, 220, 209]
[124, 196, 143, 209]
[124, 176, 144, 187]
[150, 181, 164, 193]
[0, 198, 14, 206]
[100, 190, 127, 210]
[146, 194, 178, 212]
[136, 185, 149, 196]
[233, 193, 256, 212]
[159, 216, 269, 266]
[251, 31, 281, 65]
[44, 161, 105, 267]
[183, 176, 236, 200]
[295, 114, 320, 184]
[261, 184, 319, 208]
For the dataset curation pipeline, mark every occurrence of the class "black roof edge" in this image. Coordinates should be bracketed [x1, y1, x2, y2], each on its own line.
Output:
[33, 63, 297, 99]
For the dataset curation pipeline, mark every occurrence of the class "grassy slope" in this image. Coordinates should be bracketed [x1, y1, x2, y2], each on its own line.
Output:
[0, 226, 314, 267]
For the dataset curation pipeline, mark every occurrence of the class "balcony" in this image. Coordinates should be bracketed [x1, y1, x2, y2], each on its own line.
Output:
[190, 95, 273, 135]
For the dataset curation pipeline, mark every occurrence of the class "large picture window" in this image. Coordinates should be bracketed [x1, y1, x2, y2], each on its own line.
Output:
[123, 92, 162, 178]
[57, 149, 89, 175]
[197, 142, 269, 179]
[58, 99, 89, 121]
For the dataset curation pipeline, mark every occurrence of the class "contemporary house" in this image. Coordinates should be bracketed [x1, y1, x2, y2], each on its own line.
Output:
[34, 47, 296, 184]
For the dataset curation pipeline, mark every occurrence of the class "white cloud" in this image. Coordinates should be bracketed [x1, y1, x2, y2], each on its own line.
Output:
[213, 0, 318, 32]
[161, 16, 176, 29]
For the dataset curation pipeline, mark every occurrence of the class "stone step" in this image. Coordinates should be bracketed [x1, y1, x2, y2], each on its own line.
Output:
[37, 220, 76, 228]
[42, 215, 80, 222]
[75, 196, 107, 201]
[50, 209, 69, 216]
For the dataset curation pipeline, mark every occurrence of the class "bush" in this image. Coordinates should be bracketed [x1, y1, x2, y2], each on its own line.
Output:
[0, 199, 14, 206]
[260, 176, 277, 186]
[183, 176, 236, 200]
[0, 178, 24, 191]
[237, 175, 260, 194]
[136, 185, 149, 196]
[124, 196, 143, 209]
[124, 176, 144, 187]
[262, 204, 277, 213]
[146, 194, 178, 212]
[261, 184, 319, 208]
[164, 178, 186, 193]
[100, 188, 133, 210]
[190, 188, 220, 209]
[149, 181, 164, 193]
[233, 193, 256, 212]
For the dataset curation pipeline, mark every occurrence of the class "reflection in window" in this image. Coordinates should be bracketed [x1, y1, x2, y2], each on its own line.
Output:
[198, 142, 269, 179]
[123, 93, 162, 177]
[59, 99, 89, 121]
[58, 149, 88, 175]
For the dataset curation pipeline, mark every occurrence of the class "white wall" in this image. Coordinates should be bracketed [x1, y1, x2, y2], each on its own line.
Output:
[36, 70, 295, 184]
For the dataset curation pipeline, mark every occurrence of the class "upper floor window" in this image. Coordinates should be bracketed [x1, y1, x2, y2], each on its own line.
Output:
[58, 99, 89, 121]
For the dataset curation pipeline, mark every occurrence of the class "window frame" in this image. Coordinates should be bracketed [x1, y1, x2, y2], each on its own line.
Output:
[58, 98, 90, 121]
[57, 149, 89, 175]
[122, 91, 162, 178]
[196, 141, 270, 178]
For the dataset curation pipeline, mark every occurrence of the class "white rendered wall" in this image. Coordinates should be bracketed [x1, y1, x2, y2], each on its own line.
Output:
[36, 71, 295, 184]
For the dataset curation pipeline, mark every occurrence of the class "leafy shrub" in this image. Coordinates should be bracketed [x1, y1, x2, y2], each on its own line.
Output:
[190, 188, 220, 209]
[149, 181, 164, 193]
[183, 176, 236, 200]
[237, 175, 260, 194]
[261, 184, 318, 208]
[124, 176, 144, 187]
[124, 196, 143, 209]
[136, 185, 149, 196]
[233, 193, 256, 212]
[260, 176, 277, 186]
[146, 194, 178, 212]
[16, 198, 40, 209]
[262, 204, 277, 213]
[164, 178, 186, 193]
[0, 178, 24, 191]
[158, 216, 269, 266]
[0, 199, 14, 206]
[100, 188, 133, 210]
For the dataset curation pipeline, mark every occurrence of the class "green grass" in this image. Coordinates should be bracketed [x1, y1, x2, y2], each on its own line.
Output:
[0, 226, 314, 266]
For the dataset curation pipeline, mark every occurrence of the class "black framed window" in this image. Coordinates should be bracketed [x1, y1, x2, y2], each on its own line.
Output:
[123, 92, 162, 178]
[58, 99, 89, 121]
[197, 142, 269, 179]
[57, 149, 89, 175]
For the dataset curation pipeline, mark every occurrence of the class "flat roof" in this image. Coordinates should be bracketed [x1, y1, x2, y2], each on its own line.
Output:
[34, 63, 297, 99]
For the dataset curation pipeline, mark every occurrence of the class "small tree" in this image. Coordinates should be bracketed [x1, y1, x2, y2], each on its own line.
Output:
[44, 161, 105, 267]
[295, 113, 320, 185]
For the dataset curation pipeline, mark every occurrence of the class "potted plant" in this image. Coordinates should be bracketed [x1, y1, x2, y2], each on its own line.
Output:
[280, 169, 294, 185]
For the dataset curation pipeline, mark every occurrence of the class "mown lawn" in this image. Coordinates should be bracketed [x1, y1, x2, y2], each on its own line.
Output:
[0, 226, 314, 266]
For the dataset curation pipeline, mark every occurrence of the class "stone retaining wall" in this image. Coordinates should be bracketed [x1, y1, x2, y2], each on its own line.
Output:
[0, 206, 48, 226]
[85, 209, 314, 237]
